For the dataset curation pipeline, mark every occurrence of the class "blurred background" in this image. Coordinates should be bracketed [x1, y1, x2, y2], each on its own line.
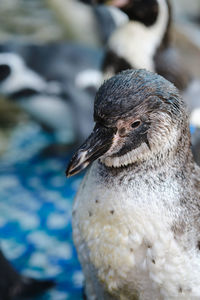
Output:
[0, 0, 200, 299]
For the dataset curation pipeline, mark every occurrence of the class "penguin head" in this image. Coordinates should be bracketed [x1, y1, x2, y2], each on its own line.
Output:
[67, 69, 187, 176]
[0, 53, 48, 100]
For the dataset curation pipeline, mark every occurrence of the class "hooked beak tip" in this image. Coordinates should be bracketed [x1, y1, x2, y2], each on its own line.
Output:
[65, 166, 79, 178]
[65, 162, 79, 178]
[66, 151, 89, 178]
[65, 157, 78, 178]
[65, 167, 72, 178]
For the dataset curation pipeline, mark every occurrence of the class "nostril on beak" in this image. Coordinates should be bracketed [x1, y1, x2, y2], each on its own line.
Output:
[118, 127, 127, 137]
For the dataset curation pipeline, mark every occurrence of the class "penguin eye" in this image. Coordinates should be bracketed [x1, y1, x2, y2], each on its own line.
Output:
[131, 120, 141, 129]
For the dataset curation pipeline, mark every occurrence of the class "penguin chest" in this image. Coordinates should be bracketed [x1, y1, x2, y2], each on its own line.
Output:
[72, 168, 199, 299]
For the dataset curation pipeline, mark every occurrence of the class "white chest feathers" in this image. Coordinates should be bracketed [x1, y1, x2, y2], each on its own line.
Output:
[72, 163, 200, 300]
[108, 0, 169, 72]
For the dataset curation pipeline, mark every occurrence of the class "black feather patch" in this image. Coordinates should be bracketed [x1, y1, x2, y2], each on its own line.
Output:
[102, 50, 132, 75]
[0, 64, 11, 82]
[10, 88, 39, 100]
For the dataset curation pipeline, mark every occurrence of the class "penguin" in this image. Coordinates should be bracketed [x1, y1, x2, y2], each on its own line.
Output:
[66, 69, 200, 299]
[0, 249, 54, 300]
[0, 43, 103, 146]
[77, 0, 195, 103]
[84, 0, 190, 91]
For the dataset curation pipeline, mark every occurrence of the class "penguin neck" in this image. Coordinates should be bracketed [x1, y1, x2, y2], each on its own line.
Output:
[107, 0, 170, 71]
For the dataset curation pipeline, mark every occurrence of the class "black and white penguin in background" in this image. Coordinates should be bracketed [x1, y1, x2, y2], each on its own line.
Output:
[80, 0, 190, 90]
[0, 249, 53, 300]
[0, 43, 104, 148]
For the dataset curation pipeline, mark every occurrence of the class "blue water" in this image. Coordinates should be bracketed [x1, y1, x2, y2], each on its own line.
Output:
[0, 122, 84, 300]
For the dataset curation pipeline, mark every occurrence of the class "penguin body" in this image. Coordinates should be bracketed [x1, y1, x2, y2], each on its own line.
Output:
[67, 69, 200, 299]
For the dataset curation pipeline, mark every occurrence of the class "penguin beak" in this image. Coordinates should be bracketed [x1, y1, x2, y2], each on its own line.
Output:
[66, 124, 115, 177]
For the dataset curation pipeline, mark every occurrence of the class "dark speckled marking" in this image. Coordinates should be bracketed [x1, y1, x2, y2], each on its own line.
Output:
[110, 210, 114, 215]
[95, 199, 99, 203]
[171, 220, 186, 237]
[179, 287, 183, 293]
[152, 259, 155, 264]
[175, 170, 186, 180]
[197, 241, 200, 250]
[89, 211, 92, 217]
[158, 173, 165, 183]
[130, 248, 133, 252]
[119, 175, 125, 184]
[72, 210, 76, 216]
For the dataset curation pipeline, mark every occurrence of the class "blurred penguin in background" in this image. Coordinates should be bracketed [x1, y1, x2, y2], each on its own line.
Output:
[0, 249, 53, 300]
[0, 43, 104, 149]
